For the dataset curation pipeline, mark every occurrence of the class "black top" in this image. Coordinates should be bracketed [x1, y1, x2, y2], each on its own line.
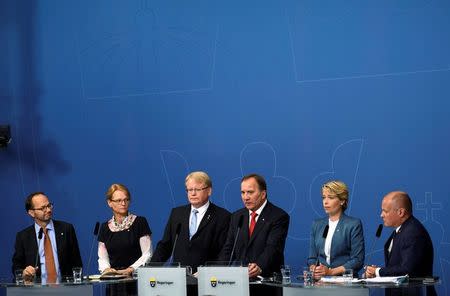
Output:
[98, 216, 151, 269]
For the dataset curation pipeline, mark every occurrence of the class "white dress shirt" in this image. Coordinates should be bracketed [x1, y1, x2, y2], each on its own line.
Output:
[248, 200, 268, 225]
[190, 200, 210, 230]
[324, 219, 339, 265]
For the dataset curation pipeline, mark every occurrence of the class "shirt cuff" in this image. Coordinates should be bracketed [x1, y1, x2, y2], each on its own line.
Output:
[375, 267, 381, 277]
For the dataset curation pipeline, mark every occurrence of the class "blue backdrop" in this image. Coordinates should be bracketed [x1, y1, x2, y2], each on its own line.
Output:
[1, 1, 449, 294]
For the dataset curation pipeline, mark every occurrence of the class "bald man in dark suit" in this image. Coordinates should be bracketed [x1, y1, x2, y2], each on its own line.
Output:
[365, 191, 435, 296]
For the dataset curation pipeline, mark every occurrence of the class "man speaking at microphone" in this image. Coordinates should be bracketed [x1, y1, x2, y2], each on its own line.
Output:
[151, 171, 230, 272]
[12, 192, 82, 283]
[219, 174, 290, 278]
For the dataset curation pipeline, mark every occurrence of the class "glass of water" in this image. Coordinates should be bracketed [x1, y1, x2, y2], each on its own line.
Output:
[72, 267, 82, 283]
[280, 265, 291, 284]
[343, 268, 353, 284]
[14, 269, 24, 285]
[303, 267, 314, 286]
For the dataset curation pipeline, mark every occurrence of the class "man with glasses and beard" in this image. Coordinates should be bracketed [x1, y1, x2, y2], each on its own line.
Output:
[12, 192, 82, 283]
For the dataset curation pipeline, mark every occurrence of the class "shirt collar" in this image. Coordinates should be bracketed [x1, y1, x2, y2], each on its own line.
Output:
[34, 220, 54, 233]
[249, 199, 268, 216]
[191, 200, 210, 215]
[328, 218, 339, 226]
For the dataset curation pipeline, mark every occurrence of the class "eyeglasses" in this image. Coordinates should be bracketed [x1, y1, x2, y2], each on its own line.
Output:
[110, 198, 130, 204]
[186, 187, 209, 194]
[32, 203, 54, 211]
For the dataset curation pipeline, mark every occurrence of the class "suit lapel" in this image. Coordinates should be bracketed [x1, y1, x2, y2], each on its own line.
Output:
[330, 216, 344, 260]
[384, 230, 395, 264]
[183, 205, 191, 238]
[28, 226, 39, 265]
[53, 221, 64, 265]
[386, 217, 411, 264]
[195, 204, 214, 235]
[240, 211, 250, 245]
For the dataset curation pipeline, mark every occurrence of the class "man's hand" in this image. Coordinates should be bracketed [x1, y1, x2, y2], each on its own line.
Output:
[365, 265, 377, 278]
[23, 265, 37, 281]
[248, 263, 262, 278]
[312, 264, 329, 280]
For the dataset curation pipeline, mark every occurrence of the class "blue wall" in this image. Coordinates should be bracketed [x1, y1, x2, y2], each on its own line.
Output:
[1, 1, 449, 294]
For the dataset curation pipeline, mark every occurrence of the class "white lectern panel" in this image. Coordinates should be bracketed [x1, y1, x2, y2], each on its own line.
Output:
[197, 266, 249, 296]
[138, 267, 187, 296]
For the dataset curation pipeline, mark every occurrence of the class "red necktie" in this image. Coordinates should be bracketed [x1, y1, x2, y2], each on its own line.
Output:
[43, 227, 57, 283]
[249, 212, 258, 237]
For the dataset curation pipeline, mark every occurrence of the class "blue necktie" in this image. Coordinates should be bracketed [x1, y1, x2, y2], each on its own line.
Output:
[189, 209, 198, 239]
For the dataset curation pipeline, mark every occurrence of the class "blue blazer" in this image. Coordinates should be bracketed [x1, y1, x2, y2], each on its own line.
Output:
[308, 214, 365, 274]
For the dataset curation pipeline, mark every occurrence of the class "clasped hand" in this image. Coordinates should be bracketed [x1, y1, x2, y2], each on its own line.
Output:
[309, 264, 330, 280]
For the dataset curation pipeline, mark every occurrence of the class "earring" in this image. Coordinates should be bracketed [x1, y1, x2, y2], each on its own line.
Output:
[341, 203, 344, 205]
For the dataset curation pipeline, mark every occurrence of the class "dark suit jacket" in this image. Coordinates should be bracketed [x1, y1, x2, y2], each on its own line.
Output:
[12, 220, 83, 278]
[380, 215, 433, 277]
[218, 201, 290, 277]
[151, 202, 230, 272]
[307, 214, 365, 274]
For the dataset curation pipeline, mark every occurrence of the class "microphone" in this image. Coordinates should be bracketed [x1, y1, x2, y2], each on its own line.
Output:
[228, 215, 244, 266]
[34, 228, 44, 269]
[364, 224, 383, 277]
[375, 224, 383, 237]
[312, 225, 329, 279]
[168, 223, 182, 264]
[86, 222, 100, 276]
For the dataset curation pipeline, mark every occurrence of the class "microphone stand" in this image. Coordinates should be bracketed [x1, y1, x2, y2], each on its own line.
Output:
[312, 225, 329, 280]
[228, 215, 244, 266]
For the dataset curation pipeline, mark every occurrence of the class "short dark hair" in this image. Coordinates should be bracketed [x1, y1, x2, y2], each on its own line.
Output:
[25, 192, 46, 212]
[241, 174, 267, 192]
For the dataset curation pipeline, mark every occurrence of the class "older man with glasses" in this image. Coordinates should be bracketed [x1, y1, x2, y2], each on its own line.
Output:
[151, 171, 231, 273]
[12, 192, 82, 283]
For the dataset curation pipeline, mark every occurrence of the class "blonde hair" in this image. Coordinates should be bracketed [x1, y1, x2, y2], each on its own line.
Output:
[185, 171, 212, 188]
[106, 183, 131, 201]
[322, 180, 349, 211]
